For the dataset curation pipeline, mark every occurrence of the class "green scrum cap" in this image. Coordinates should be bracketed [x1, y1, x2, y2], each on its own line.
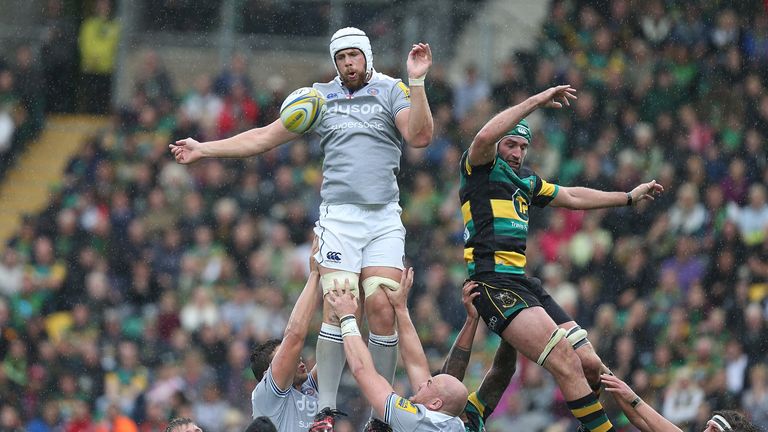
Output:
[502, 118, 532, 143]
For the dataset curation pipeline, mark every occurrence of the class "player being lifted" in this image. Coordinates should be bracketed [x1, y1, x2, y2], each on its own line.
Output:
[170, 27, 434, 431]
[459, 84, 663, 432]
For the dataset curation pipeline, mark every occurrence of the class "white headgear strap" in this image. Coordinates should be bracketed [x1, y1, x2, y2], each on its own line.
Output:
[329, 27, 373, 80]
[710, 415, 732, 432]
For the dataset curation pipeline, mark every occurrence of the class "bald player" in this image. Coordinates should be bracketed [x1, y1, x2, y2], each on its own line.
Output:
[326, 268, 467, 431]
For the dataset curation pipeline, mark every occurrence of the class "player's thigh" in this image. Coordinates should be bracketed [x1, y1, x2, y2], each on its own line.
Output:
[500, 306, 562, 363]
[530, 277, 574, 326]
[314, 204, 366, 272]
[361, 202, 405, 270]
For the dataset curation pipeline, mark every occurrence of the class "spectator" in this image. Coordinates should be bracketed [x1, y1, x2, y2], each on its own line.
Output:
[452, 64, 489, 121]
[661, 367, 704, 428]
[741, 364, 768, 430]
[78, 0, 120, 114]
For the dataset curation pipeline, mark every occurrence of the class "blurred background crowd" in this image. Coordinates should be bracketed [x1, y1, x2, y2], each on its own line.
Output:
[1, 0, 768, 431]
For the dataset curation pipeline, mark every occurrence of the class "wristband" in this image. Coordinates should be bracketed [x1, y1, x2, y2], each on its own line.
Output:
[340, 315, 360, 338]
[626, 192, 633, 207]
[409, 74, 426, 87]
[630, 396, 642, 408]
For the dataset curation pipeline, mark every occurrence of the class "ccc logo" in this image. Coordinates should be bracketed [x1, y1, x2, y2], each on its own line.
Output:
[326, 251, 342, 262]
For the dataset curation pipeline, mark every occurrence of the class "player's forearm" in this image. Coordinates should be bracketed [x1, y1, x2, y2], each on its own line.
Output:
[473, 94, 541, 149]
[343, 333, 378, 379]
[556, 187, 628, 210]
[393, 307, 432, 384]
[282, 271, 321, 341]
[200, 127, 273, 158]
[406, 86, 433, 148]
[478, 342, 517, 413]
[440, 316, 478, 380]
[622, 398, 679, 432]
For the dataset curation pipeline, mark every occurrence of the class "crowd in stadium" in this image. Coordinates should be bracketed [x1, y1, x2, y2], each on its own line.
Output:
[1, 0, 768, 431]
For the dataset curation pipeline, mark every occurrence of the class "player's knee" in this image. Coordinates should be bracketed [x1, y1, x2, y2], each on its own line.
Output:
[543, 338, 584, 380]
[578, 351, 604, 384]
[362, 276, 400, 299]
[321, 271, 360, 298]
[565, 325, 589, 350]
[364, 292, 396, 330]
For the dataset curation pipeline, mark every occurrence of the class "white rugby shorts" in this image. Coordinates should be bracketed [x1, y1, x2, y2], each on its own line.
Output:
[313, 202, 405, 272]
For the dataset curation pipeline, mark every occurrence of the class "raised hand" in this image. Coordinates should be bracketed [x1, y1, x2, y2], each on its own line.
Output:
[461, 280, 480, 321]
[326, 279, 359, 319]
[406, 43, 432, 79]
[169, 137, 204, 164]
[309, 235, 319, 273]
[629, 180, 664, 205]
[384, 267, 414, 310]
[538, 85, 578, 109]
[601, 373, 639, 404]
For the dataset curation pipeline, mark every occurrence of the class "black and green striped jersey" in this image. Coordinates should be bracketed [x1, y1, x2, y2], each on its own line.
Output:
[459, 151, 559, 276]
[463, 391, 489, 432]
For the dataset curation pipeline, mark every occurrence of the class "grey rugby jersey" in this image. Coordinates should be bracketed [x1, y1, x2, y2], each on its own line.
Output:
[251, 367, 319, 432]
[384, 393, 465, 432]
[312, 71, 411, 205]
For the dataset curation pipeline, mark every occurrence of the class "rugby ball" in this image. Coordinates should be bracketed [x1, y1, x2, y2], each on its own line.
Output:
[279, 87, 326, 134]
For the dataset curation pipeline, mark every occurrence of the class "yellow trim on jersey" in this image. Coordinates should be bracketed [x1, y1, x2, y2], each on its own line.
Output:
[571, 402, 603, 418]
[461, 201, 472, 224]
[397, 82, 411, 100]
[465, 156, 473, 175]
[538, 179, 557, 197]
[467, 392, 486, 418]
[464, 247, 474, 262]
[490, 199, 522, 221]
[494, 250, 526, 268]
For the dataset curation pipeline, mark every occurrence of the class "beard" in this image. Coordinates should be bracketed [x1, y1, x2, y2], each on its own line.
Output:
[341, 71, 366, 91]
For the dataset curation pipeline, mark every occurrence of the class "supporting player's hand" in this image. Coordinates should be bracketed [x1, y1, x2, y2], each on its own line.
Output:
[629, 180, 664, 205]
[461, 281, 480, 321]
[406, 43, 432, 79]
[384, 267, 414, 310]
[327, 279, 359, 318]
[537, 85, 578, 109]
[309, 235, 319, 274]
[169, 137, 204, 164]
[601, 373, 639, 404]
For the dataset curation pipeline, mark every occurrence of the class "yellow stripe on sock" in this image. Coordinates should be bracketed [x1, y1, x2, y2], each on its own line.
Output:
[571, 402, 602, 418]
[593, 421, 613, 432]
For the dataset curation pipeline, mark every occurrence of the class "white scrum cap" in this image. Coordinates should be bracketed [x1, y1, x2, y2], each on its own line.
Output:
[329, 27, 373, 79]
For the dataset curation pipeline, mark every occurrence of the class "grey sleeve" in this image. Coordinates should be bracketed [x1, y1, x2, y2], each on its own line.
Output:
[251, 367, 289, 418]
[385, 393, 424, 431]
[389, 80, 412, 118]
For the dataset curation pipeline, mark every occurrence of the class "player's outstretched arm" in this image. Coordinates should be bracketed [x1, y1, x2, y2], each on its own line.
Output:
[476, 341, 518, 415]
[384, 268, 432, 386]
[326, 287, 394, 419]
[397, 42, 434, 148]
[551, 180, 664, 210]
[270, 238, 322, 390]
[468, 85, 577, 166]
[170, 119, 299, 164]
[601, 374, 679, 432]
[440, 281, 480, 380]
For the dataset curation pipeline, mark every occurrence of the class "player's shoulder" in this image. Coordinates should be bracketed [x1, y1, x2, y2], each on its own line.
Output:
[370, 71, 404, 88]
[313, 80, 340, 93]
[516, 165, 538, 179]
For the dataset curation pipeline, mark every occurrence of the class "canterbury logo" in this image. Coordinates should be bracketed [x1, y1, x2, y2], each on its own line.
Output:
[326, 251, 342, 262]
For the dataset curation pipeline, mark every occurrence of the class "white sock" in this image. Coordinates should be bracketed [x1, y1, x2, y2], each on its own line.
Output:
[367, 332, 399, 420]
[316, 323, 345, 410]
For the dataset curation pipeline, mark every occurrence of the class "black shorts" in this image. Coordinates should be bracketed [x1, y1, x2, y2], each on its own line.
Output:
[470, 273, 573, 336]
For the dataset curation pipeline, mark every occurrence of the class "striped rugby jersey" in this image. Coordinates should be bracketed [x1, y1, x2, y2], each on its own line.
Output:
[459, 151, 559, 276]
